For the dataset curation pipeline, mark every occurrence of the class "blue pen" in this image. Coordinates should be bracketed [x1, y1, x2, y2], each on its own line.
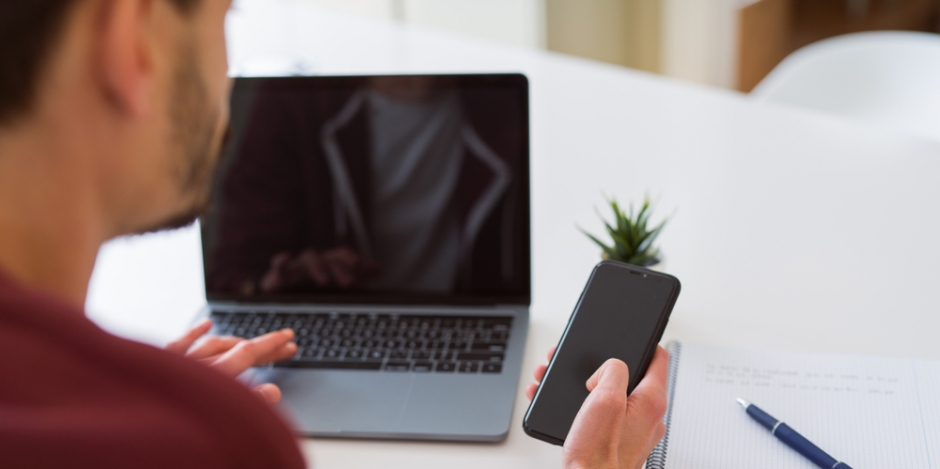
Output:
[736, 398, 853, 469]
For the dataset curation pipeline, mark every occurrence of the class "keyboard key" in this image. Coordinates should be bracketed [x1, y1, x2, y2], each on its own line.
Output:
[482, 317, 513, 327]
[413, 361, 433, 372]
[384, 361, 410, 372]
[458, 361, 480, 373]
[456, 352, 504, 362]
[389, 350, 409, 359]
[470, 341, 507, 352]
[481, 363, 503, 373]
[413, 350, 431, 360]
[274, 360, 382, 371]
[435, 362, 456, 372]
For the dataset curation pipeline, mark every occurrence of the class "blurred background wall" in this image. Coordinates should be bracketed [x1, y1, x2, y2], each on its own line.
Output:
[301, 0, 940, 91]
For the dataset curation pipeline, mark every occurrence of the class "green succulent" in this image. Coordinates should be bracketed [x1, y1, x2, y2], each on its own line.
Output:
[581, 195, 668, 267]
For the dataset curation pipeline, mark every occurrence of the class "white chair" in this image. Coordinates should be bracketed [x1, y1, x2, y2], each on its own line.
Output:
[751, 31, 940, 141]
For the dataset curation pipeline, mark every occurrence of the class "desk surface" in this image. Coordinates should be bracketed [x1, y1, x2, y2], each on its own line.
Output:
[85, 1, 940, 468]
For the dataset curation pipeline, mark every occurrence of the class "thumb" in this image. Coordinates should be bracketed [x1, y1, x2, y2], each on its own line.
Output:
[563, 359, 631, 466]
[586, 358, 630, 394]
[254, 383, 282, 405]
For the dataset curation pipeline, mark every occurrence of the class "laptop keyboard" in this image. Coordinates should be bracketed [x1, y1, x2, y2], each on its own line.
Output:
[210, 311, 512, 374]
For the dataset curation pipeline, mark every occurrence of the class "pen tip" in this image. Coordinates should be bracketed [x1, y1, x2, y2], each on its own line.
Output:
[736, 398, 749, 409]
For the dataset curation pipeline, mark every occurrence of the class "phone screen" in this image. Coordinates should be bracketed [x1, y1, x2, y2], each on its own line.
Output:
[523, 261, 680, 444]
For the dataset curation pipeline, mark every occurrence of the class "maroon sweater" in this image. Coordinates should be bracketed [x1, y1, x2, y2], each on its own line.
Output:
[0, 272, 306, 469]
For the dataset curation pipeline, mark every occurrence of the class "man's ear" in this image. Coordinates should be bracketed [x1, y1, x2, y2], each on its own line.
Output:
[96, 0, 156, 117]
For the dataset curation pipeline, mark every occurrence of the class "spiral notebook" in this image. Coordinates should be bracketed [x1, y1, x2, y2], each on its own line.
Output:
[646, 342, 940, 468]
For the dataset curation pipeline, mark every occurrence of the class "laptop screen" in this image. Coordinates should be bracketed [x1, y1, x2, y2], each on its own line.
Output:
[201, 74, 530, 305]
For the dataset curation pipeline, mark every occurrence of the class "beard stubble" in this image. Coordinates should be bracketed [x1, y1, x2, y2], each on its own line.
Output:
[136, 45, 226, 234]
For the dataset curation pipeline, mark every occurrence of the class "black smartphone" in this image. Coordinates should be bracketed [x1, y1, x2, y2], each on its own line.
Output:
[522, 260, 681, 445]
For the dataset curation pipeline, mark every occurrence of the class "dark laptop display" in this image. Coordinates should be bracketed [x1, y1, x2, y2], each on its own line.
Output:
[201, 74, 530, 306]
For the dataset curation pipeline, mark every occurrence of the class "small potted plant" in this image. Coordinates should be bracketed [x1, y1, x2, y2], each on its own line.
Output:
[581, 195, 669, 268]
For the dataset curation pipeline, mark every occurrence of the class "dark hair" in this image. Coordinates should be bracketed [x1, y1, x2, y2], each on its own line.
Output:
[0, 0, 201, 125]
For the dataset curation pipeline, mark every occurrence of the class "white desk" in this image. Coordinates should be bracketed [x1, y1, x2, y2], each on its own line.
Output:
[86, 1, 940, 467]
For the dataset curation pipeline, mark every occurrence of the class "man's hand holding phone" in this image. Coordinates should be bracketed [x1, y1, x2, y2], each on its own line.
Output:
[526, 346, 670, 469]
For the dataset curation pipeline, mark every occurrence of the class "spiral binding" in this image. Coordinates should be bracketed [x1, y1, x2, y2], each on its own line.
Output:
[646, 342, 681, 469]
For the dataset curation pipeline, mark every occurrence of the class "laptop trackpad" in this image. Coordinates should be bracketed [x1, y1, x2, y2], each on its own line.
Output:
[254, 369, 413, 435]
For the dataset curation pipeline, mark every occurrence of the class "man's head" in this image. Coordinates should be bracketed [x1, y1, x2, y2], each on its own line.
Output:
[0, 0, 232, 237]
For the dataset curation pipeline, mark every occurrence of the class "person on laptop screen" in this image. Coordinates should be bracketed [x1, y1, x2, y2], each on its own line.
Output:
[0, 1, 669, 468]
[204, 76, 526, 297]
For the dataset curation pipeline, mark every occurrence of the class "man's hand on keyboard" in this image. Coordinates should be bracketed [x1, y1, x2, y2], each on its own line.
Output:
[166, 319, 298, 405]
[526, 346, 669, 469]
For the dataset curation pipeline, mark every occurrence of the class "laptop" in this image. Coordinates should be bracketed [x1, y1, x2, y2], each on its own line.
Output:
[198, 74, 530, 442]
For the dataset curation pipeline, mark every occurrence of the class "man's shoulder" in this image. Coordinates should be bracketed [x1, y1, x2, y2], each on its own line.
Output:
[0, 276, 304, 469]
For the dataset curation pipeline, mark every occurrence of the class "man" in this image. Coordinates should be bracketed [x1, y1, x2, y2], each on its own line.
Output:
[0, 1, 668, 468]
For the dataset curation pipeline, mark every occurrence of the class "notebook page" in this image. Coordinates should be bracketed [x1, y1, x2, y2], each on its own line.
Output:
[914, 360, 940, 467]
[663, 343, 934, 468]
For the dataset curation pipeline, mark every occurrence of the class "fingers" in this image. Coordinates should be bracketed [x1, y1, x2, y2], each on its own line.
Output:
[257, 336, 300, 364]
[171, 323, 292, 409]
[261, 247, 378, 292]
[254, 383, 282, 405]
[185, 335, 243, 360]
[210, 329, 297, 377]
[323, 249, 356, 287]
[165, 318, 212, 355]
[525, 383, 538, 401]
[532, 347, 557, 384]
[330, 246, 360, 266]
[526, 364, 549, 400]
[260, 252, 291, 292]
[526, 347, 558, 401]
[299, 250, 331, 286]
[533, 364, 548, 383]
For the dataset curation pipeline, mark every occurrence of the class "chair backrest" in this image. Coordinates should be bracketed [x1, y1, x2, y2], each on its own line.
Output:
[751, 31, 940, 141]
